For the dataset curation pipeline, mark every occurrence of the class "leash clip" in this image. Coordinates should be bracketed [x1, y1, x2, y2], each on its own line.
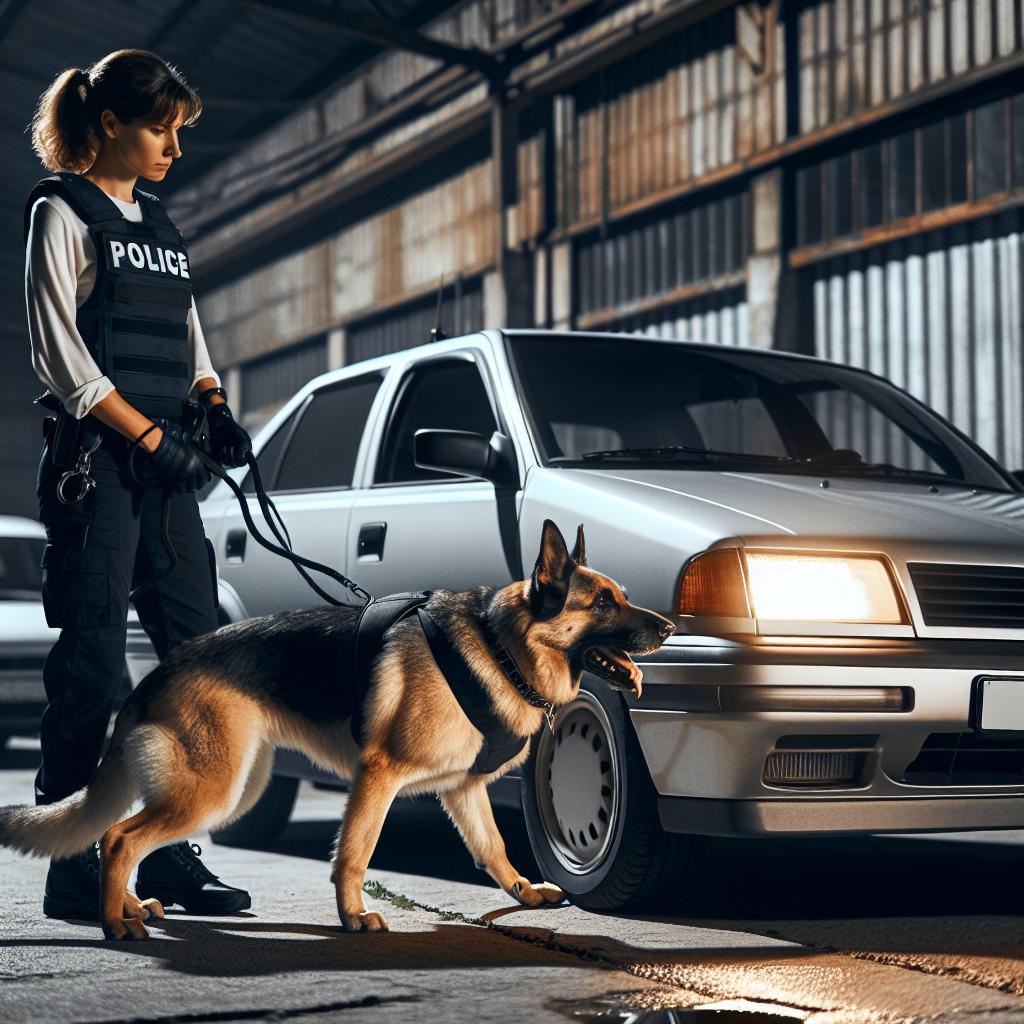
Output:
[543, 706, 556, 733]
[56, 438, 101, 505]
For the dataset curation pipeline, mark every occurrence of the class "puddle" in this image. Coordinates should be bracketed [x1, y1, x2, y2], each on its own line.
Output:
[549, 993, 809, 1023]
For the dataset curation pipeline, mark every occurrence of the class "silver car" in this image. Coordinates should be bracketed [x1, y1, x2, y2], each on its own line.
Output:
[195, 329, 1024, 909]
[1, 515, 150, 747]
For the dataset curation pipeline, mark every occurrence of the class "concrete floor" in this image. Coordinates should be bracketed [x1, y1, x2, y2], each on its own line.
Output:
[1, 745, 1023, 1024]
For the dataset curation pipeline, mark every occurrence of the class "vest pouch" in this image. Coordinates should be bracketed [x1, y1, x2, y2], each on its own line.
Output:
[40, 527, 120, 628]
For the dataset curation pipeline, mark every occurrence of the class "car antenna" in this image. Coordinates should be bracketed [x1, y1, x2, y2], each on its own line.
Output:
[430, 273, 447, 342]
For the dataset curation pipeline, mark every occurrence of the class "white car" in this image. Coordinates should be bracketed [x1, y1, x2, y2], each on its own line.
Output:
[193, 330, 1024, 909]
[2, 515, 155, 745]
[0, 516, 54, 744]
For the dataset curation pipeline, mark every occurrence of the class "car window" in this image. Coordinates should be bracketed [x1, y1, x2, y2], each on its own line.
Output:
[275, 375, 383, 491]
[376, 360, 498, 484]
[800, 388, 945, 474]
[688, 396, 787, 456]
[508, 335, 1012, 490]
[240, 413, 295, 494]
[0, 536, 45, 596]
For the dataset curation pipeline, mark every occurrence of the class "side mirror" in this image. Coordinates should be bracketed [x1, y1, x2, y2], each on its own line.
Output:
[413, 429, 518, 489]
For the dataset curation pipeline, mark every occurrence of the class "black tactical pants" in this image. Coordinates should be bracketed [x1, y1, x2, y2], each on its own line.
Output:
[34, 422, 219, 805]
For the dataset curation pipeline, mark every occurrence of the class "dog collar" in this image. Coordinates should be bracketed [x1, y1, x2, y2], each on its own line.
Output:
[481, 617, 556, 728]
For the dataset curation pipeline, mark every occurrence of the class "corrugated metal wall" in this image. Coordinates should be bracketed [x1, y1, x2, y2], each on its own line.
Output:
[240, 337, 329, 421]
[575, 189, 749, 329]
[602, 285, 751, 344]
[201, 243, 333, 367]
[809, 208, 1024, 470]
[194, 0, 1024, 473]
[798, 0, 1024, 134]
[556, 5, 784, 229]
[331, 159, 495, 322]
[346, 279, 485, 363]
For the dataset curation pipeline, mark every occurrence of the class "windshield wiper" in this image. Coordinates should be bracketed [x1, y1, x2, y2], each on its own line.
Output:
[577, 445, 983, 487]
[580, 445, 795, 464]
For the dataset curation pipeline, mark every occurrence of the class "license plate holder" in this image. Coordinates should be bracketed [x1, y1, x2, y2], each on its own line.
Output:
[973, 676, 1024, 737]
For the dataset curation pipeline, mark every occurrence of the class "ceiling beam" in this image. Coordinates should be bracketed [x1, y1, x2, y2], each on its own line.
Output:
[200, 95, 302, 112]
[245, 0, 506, 81]
[144, 0, 205, 50]
[0, 0, 30, 47]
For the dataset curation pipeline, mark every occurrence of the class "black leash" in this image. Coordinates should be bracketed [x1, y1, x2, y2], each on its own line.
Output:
[127, 409, 372, 608]
[197, 448, 372, 607]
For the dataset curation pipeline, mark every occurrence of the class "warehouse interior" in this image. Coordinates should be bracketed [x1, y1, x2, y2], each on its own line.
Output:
[2, 0, 1022, 518]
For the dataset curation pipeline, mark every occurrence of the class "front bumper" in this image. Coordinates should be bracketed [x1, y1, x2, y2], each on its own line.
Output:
[629, 636, 1024, 837]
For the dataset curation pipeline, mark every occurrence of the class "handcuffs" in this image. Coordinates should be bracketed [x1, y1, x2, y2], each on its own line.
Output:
[53, 397, 210, 503]
[57, 433, 102, 505]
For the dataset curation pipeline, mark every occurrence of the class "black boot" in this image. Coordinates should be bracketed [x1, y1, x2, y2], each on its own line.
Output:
[135, 841, 251, 914]
[43, 844, 101, 921]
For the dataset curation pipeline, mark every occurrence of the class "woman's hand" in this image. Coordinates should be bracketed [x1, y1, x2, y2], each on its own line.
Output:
[146, 428, 212, 493]
[205, 403, 252, 468]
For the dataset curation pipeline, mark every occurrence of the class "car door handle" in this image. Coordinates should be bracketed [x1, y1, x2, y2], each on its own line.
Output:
[358, 522, 387, 561]
[225, 528, 247, 562]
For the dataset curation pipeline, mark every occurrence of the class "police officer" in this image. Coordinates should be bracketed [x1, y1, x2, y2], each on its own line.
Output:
[25, 49, 253, 921]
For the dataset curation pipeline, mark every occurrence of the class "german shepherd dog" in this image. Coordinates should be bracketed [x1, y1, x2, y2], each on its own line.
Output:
[0, 520, 674, 939]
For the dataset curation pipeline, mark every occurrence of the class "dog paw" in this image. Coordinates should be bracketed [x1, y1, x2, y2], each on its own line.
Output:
[341, 911, 389, 933]
[509, 879, 565, 908]
[103, 917, 151, 941]
[123, 894, 165, 921]
[138, 899, 165, 921]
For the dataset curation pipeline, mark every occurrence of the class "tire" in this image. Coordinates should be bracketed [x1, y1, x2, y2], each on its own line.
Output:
[522, 675, 706, 911]
[210, 774, 299, 847]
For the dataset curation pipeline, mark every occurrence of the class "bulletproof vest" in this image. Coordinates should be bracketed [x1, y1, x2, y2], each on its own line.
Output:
[25, 172, 193, 422]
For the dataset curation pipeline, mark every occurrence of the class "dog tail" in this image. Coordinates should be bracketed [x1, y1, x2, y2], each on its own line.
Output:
[0, 706, 139, 860]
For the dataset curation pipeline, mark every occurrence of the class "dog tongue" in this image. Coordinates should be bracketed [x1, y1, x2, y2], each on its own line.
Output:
[593, 645, 643, 698]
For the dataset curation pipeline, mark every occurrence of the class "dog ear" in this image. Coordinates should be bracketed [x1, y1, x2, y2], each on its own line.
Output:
[570, 524, 587, 567]
[529, 519, 575, 618]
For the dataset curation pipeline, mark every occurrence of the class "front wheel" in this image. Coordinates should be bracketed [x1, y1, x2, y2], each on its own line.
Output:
[521, 677, 705, 911]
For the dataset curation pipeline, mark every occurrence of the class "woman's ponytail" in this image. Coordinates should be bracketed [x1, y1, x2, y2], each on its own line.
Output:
[28, 51, 201, 174]
[30, 67, 96, 172]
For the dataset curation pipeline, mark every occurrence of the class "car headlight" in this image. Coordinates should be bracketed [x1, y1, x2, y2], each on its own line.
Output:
[678, 547, 909, 629]
[743, 551, 907, 623]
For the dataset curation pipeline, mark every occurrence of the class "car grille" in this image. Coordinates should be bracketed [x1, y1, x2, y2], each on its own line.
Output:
[908, 562, 1024, 628]
[901, 732, 1024, 786]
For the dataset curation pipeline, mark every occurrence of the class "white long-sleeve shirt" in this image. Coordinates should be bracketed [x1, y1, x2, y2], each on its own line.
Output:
[25, 189, 221, 421]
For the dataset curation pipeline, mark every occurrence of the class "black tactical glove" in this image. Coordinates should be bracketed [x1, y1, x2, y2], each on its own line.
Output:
[145, 427, 212, 494]
[205, 403, 252, 469]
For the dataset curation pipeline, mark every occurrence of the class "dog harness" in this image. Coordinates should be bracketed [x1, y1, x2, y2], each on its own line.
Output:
[349, 592, 537, 775]
[25, 172, 194, 423]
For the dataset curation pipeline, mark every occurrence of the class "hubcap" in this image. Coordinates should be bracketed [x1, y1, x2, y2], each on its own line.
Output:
[534, 691, 619, 874]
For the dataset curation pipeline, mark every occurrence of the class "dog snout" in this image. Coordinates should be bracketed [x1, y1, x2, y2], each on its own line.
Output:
[658, 618, 675, 641]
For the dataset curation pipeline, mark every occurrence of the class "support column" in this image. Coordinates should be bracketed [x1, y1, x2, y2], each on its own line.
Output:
[224, 365, 242, 411]
[748, 168, 810, 354]
[747, 170, 783, 350]
[489, 89, 533, 328]
[550, 241, 573, 331]
[327, 327, 346, 370]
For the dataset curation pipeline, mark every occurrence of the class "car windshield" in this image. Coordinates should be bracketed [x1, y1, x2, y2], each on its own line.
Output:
[0, 536, 45, 599]
[507, 335, 1013, 491]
